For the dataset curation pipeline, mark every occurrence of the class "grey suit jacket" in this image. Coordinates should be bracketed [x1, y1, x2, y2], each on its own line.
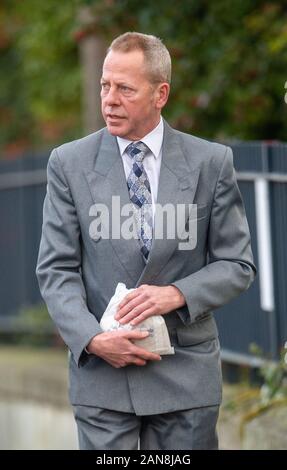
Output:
[36, 120, 256, 415]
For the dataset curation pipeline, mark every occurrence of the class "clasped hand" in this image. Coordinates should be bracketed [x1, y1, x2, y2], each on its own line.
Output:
[115, 284, 185, 326]
[87, 284, 185, 368]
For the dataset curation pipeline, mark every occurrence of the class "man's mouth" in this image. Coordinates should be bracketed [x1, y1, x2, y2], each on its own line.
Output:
[106, 114, 125, 120]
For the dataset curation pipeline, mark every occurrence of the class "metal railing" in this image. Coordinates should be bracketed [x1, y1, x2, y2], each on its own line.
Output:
[0, 142, 287, 363]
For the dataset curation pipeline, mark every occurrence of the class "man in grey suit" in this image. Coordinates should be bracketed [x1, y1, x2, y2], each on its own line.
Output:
[36, 32, 256, 450]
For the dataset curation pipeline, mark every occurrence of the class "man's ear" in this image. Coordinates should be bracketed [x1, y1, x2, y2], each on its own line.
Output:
[155, 83, 170, 109]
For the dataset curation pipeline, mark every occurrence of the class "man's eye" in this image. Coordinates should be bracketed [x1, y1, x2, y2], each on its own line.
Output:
[120, 86, 131, 93]
[101, 83, 110, 90]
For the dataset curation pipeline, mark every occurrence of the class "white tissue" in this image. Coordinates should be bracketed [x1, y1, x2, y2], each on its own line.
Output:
[100, 283, 175, 356]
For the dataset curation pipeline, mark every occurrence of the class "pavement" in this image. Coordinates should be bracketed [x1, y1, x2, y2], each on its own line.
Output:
[0, 345, 258, 450]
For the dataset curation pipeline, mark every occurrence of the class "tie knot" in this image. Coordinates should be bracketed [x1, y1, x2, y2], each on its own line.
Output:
[126, 141, 149, 162]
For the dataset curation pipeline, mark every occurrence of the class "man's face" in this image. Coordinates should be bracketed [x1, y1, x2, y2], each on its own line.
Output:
[101, 49, 169, 140]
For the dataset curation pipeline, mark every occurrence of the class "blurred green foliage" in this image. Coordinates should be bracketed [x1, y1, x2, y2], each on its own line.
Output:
[0, 303, 62, 348]
[0, 0, 82, 156]
[250, 343, 287, 405]
[1, 0, 287, 157]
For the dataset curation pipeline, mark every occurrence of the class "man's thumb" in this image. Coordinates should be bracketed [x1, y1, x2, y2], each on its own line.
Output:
[126, 329, 149, 339]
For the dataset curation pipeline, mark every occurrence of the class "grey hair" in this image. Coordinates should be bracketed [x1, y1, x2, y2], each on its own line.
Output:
[107, 32, 171, 84]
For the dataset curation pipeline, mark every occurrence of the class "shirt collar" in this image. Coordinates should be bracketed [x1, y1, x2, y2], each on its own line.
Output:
[116, 116, 163, 159]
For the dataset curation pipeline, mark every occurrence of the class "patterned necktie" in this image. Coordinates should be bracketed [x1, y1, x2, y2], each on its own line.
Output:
[126, 141, 153, 259]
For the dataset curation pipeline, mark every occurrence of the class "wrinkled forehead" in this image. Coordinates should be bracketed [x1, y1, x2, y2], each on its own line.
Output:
[102, 50, 149, 80]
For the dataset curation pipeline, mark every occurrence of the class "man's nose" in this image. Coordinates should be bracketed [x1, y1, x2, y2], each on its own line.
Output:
[104, 87, 120, 106]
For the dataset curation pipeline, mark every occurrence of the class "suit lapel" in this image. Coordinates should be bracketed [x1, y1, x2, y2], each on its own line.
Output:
[84, 129, 146, 283]
[84, 123, 200, 287]
[136, 121, 200, 285]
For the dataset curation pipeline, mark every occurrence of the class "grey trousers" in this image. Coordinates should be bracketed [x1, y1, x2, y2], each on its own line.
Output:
[73, 405, 219, 450]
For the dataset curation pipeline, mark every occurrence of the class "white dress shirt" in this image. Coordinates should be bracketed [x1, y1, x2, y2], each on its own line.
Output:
[116, 117, 164, 223]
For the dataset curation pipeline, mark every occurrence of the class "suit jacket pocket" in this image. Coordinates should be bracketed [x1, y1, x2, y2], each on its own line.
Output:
[190, 203, 208, 222]
[180, 204, 208, 243]
[175, 314, 218, 347]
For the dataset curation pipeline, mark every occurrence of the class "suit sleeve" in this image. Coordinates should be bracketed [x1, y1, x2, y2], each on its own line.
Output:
[171, 146, 256, 325]
[36, 149, 103, 366]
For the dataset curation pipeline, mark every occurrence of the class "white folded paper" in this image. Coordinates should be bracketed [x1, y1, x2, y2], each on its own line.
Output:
[100, 283, 175, 356]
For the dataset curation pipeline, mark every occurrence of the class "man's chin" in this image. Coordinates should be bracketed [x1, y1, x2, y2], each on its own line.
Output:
[106, 124, 128, 138]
